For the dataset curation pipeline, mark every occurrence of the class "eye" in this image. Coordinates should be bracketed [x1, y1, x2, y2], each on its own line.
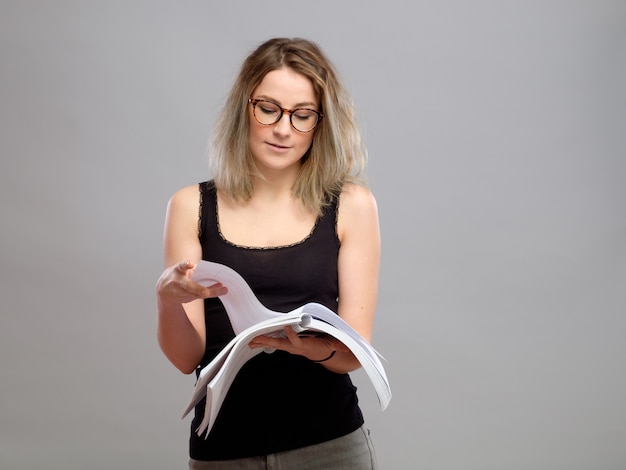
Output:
[293, 109, 316, 122]
[258, 101, 280, 115]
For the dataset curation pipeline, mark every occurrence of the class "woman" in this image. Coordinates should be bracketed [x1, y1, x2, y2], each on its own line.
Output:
[156, 37, 381, 469]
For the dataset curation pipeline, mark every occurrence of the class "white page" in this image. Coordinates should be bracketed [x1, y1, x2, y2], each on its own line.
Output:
[182, 312, 305, 419]
[187, 261, 392, 437]
[301, 317, 392, 410]
[193, 315, 308, 436]
[192, 261, 293, 334]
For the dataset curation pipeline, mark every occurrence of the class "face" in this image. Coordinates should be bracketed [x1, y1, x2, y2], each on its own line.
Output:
[248, 67, 319, 176]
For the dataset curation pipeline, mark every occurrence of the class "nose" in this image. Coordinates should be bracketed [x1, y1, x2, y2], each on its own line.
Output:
[273, 112, 292, 135]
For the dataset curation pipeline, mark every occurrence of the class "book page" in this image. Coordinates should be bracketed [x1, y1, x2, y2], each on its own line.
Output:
[186, 261, 392, 437]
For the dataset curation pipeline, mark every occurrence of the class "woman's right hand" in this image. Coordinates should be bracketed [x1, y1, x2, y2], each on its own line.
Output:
[156, 259, 228, 307]
[157, 185, 225, 373]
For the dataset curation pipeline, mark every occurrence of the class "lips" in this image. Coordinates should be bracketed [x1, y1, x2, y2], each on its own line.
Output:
[266, 142, 291, 151]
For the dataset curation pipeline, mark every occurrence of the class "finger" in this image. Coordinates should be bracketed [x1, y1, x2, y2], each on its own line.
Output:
[284, 326, 305, 348]
[181, 278, 207, 296]
[175, 260, 192, 274]
[249, 335, 279, 349]
[184, 279, 228, 298]
[208, 282, 228, 297]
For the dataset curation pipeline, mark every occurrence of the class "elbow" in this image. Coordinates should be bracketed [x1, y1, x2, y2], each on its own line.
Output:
[158, 339, 201, 375]
[177, 363, 198, 375]
[168, 356, 200, 375]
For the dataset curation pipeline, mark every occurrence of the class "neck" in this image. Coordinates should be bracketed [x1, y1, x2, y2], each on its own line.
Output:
[252, 164, 301, 198]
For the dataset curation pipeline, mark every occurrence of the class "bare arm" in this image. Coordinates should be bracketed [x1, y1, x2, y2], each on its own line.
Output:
[249, 184, 381, 374]
[323, 184, 381, 373]
[156, 185, 227, 374]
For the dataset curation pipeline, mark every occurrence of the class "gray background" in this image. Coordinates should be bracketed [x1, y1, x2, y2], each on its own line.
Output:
[1, 1, 625, 469]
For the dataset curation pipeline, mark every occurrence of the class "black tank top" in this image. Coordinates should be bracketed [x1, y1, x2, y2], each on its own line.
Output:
[189, 181, 364, 461]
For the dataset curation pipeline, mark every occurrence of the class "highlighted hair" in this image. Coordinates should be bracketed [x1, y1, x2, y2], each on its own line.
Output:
[211, 37, 367, 214]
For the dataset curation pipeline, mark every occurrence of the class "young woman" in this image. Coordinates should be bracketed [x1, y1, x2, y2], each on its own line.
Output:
[156, 37, 381, 469]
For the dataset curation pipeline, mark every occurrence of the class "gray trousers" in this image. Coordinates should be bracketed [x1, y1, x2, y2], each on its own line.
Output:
[188, 426, 378, 470]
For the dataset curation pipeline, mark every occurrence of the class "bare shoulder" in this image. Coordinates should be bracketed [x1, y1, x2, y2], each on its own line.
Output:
[166, 184, 201, 216]
[169, 184, 200, 206]
[163, 184, 202, 265]
[339, 183, 378, 217]
[164, 184, 202, 234]
[337, 183, 379, 240]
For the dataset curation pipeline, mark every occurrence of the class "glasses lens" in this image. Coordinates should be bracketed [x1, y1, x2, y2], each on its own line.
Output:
[254, 101, 281, 125]
[291, 109, 319, 132]
[252, 100, 320, 132]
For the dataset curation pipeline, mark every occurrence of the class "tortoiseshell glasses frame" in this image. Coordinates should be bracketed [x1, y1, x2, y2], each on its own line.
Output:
[248, 98, 323, 133]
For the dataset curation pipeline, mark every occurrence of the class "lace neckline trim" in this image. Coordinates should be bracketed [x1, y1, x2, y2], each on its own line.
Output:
[214, 193, 321, 251]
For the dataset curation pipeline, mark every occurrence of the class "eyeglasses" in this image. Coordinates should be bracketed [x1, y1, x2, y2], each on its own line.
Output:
[248, 98, 323, 133]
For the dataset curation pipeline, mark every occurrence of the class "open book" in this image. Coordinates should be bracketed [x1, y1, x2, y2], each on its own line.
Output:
[182, 260, 392, 438]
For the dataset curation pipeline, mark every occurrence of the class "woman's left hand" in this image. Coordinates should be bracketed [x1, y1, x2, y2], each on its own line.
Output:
[249, 326, 348, 362]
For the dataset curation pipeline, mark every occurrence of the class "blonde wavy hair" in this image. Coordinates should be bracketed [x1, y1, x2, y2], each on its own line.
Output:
[210, 37, 367, 214]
